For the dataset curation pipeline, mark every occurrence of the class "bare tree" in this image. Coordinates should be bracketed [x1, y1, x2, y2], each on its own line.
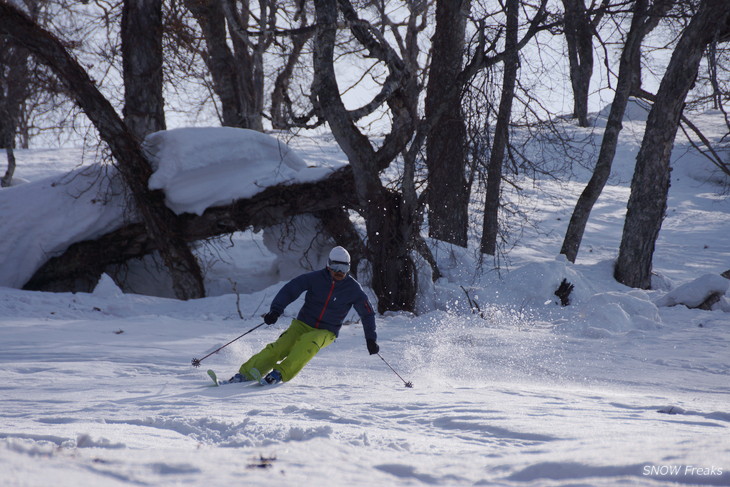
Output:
[122, 0, 166, 139]
[475, 0, 549, 256]
[424, 0, 470, 247]
[0, 1, 205, 299]
[183, 0, 277, 131]
[561, 0, 675, 263]
[480, 0, 520, 256]
[270, 4, 315, 129]
[614, 0, 730, 289]
[305, 0, 554, 303]
[312, 0, 421, 312]
[697, 31, 729, 128]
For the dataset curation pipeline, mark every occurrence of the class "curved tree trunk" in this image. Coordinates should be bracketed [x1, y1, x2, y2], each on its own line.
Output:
[0, 2, 205, 300]
[614, 0, 730, 288]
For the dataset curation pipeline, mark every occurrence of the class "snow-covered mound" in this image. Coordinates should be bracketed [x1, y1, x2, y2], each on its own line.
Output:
[0, 128, 343, 289]
[594, 97, 652, 127]
[494, 255, 597, 308]
[561, 290, 662, 338]
[144, 127, 340, 215]
[0, 164, 126, 288]
[654, 273, 730, 309]
[93, 272, 124, 298]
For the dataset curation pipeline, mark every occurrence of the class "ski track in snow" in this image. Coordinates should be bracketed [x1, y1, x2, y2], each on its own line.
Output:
[1, 296, 729, 487]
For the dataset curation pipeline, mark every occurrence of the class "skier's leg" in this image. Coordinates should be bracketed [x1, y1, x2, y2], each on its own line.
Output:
[275, 328, 336, 382]
[238, 320, 309, 379]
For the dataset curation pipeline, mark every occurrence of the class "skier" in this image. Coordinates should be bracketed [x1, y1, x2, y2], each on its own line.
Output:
[229, 246, 379, 385]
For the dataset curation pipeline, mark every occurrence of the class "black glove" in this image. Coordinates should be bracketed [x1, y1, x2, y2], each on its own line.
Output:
[263, 311, 279, 325]
[366, 339, 379, 355]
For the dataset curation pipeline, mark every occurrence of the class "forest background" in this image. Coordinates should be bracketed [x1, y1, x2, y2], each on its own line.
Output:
[0, 0, 729, 307]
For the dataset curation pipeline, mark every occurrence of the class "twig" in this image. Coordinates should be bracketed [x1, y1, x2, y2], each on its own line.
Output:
[228, 278, 244, 320]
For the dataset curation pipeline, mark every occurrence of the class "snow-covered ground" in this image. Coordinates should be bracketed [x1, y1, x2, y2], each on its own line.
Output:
[1, 107, 729, 486]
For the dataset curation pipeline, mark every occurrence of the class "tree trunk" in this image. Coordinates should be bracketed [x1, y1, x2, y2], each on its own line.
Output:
[481, 0, 519, 256]
[562, 0, 594, 127]
[184, 0, 244, 128]
[561, 0, 673, 263]
[424, 0, 470, 247]
[0, 27, 30, 187]
[0, 2, 206, 300]
[1, 146, 16, 187]
[366, 189, 417, 313]
[122, 0, 166, 139]
[614, 0, 730, 288]
[707, 40, 721, 110]
[184, 0, 264, 131]
[222, 0, 267, 132]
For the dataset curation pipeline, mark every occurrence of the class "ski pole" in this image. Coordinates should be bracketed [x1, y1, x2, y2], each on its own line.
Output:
[377, 353, 413, 388]
[191, 322, 266, 367]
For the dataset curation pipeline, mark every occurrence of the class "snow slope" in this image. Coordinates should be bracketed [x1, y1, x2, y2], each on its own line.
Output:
[1, 112, 729, 486]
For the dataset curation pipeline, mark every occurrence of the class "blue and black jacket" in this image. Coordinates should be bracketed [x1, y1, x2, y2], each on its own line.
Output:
[269, 268, 376, 341]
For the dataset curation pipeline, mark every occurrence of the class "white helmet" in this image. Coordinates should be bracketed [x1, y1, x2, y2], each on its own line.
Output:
[328, 246, 351, 273]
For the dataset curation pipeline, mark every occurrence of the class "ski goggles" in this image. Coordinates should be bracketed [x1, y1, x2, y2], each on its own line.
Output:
[328, 260, 350, 274]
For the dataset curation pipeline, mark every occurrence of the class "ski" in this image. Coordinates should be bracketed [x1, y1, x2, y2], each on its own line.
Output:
[207, 369, 222, 386]
[207, 369, 253, 386]
[207, 369, 282, 388]
[247, 368, 282, 387]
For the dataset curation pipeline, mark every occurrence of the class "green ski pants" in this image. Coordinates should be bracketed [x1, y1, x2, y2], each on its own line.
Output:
[239, 319, 336, 382]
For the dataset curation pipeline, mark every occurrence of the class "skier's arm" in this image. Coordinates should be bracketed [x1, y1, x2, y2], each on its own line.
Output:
[354, 294, 377, 342]
[269, 274, 310, 315]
